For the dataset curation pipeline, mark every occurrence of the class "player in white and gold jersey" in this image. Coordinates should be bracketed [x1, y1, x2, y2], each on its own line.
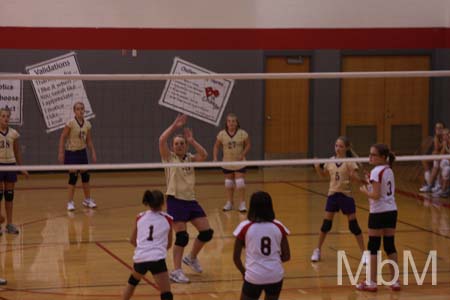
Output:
[310, 136, 365, 263]
[0, 108, 28, 235]
[159, 114, 212, 284]
[213, 113, 251, 212]
[58, 102, 97, 211]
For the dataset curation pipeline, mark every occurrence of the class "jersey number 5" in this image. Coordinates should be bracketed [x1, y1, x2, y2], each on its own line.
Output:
[261, 236, 271, 256]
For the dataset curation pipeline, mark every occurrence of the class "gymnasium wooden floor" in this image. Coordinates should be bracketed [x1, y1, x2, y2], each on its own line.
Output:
[0, 165, 448, 300]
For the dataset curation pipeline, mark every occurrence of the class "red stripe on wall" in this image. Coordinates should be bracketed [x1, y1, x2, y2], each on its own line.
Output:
[1, 27, 448, 50]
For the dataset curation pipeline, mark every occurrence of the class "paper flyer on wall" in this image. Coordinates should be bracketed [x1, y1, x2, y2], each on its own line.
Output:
[159, 57, 234, 126]
[25, 52, 95, 133]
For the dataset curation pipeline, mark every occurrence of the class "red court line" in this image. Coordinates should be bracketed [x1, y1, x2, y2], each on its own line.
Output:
[94, 242, 159, 291]
[396, 189, 450, 208]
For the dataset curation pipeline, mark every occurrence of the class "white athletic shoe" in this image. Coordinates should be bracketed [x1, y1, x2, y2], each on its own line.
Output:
[0, 278, 6, 285]
[356, 280, 377, 292]
[169, 269, 190, 283]
[311, 248, 321, 262]
[82, 198, 97, 208]
[222, 201, 233, 211]
[238, 202, 247, 212]
[183, 255, 203, 273]
[390, 280, 401, 291]
[432, 185, 441, 193]
[67, 201, 75, 211]
[419, 185, 432, 193]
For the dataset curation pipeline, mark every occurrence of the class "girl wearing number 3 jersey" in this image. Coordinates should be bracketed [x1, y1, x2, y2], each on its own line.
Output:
[122, 190, 174, 300]
[233, 191, 290, 300]
[357, 144, 400, 292]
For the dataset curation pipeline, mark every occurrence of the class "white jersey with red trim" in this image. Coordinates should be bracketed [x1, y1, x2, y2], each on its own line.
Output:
[233, 219, 290, 284]
[369, 165, 397, 213]
[133, 210, 173, 263]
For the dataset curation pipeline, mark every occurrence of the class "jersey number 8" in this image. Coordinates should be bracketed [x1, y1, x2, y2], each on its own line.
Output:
[260, 236, 271, 256]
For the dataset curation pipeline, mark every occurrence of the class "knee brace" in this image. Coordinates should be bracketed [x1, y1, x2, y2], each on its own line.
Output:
[197, 229, 214, 242]
[368, 236, 381, 255]
[68, 173, 78, 185]
[440, 159, 449, 169]
[225, 179, 234, 189]
[128, 275, 140, 286]
[235, 178, 245, 189]
[0, 190, 3, 201]
[81, 172, 90, 183]
[175, 231, 189, 247]
[160, 291, 173, 300]
[5, 190, 14, 202]
[349, 219, 362, 235]
[383, 236, 397, 255]
[320, 219, 332, 233]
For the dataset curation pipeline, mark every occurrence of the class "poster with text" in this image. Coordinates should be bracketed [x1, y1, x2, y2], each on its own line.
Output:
[0, 75, 23, 125]
[159, 57, 234, 126]
[26, 52, 95, 133]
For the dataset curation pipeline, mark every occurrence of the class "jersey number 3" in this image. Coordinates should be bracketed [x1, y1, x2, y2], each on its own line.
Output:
[387, 181, 393, 196]
[261, 236, 271, 256]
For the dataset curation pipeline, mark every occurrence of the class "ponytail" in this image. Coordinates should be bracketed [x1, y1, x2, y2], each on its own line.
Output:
[387, 152, 396, 167]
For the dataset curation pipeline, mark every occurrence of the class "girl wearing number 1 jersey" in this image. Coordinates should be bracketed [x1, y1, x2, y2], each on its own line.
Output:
[122, 190, 174, 300]
[233, 191, 290, 300]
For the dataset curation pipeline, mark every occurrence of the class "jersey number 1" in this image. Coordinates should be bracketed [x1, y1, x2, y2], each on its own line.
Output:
[147, 225, 154, 241]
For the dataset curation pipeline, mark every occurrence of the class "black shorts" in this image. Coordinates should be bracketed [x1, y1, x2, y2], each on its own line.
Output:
[222, 167, 246, 174]
[242, 279, 283, 299]
[133, 259, 167, 275]
[368, 211, 397, 229]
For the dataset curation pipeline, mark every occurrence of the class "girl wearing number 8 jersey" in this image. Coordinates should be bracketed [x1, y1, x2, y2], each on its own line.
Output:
[311, 136, 365, 262]
[122, 190, 174, 300]
[357, 144, 400, 292]
[233, 191, 290, 300]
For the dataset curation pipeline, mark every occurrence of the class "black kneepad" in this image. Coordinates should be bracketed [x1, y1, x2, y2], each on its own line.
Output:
[0, 190, 3, 201]
[197, 229, 214, 242]
[320, 219, 332, 233]
[383, 236, 397, 255]
[81, 172, 90, 183]
[128, 275, 140, 286]
[175, 231, 189, 247]
[368, 236, 381, 255]
[349, 219, 362, 235]
[4, 190, 14, 202]
[68, 173, 78, 185]
[160, 291, 173, 300]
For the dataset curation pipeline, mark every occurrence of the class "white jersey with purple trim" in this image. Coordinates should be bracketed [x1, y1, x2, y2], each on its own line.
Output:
[217, 128, 248, 171]
[369, 165, 397, 213]
[233, 219, 290, 284]
[133, 210, 173, 263]
[163, 152, 196, 200]
[0, 127, 19, 163]
[65, 118, 91, 151]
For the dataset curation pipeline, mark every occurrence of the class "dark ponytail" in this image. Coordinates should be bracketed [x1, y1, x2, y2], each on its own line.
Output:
[372, 143, 395, 167]
[142, 190, 165, 210]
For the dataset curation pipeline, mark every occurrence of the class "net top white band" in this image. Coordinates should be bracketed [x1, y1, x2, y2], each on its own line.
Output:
[1, 154, 449, 171]
[1, 70, 450, 81]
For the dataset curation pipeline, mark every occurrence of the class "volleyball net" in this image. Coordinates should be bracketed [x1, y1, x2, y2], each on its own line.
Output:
[0, 68, 449, 198]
